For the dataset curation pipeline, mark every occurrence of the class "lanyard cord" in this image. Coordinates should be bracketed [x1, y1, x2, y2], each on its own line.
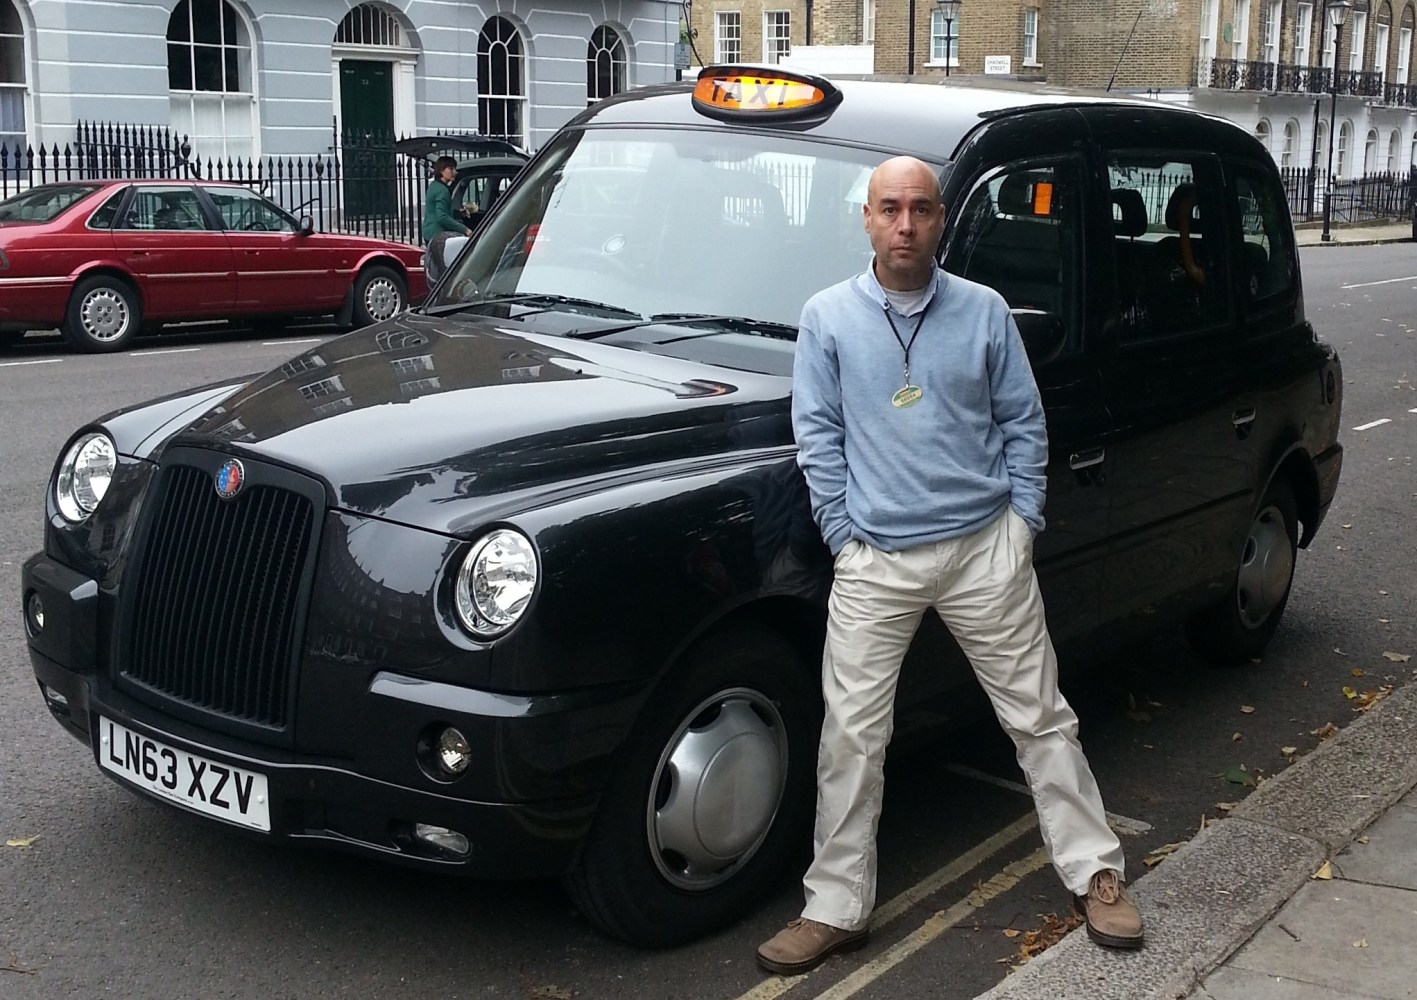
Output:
[881, 297, 931, 384]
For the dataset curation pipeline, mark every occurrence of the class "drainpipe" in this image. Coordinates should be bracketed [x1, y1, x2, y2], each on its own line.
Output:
[805, 0, 813, 45]
[908, 0, 916, 73]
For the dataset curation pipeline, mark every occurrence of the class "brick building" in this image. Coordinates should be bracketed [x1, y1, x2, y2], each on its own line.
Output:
[686, 0, 1417, 173]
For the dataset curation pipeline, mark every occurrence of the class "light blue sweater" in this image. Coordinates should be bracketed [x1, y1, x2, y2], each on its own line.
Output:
[791, 265, 1048, 555]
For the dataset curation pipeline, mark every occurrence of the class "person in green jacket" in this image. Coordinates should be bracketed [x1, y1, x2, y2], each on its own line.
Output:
[423, 156, 472, 281]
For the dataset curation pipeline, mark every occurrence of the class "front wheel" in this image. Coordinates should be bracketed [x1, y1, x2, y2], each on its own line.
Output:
[351, 265, 407, 328]
[1185, 481, 1298, 665]
[63, 276, 141, 352]
[564, 625, 819, 947]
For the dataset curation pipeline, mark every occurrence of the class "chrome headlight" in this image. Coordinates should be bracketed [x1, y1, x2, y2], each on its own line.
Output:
[454, 529, 538, 638]
[55, 432, 117, 522]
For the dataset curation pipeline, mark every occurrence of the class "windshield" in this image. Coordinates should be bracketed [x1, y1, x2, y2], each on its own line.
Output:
[433, 128, 914, 338]
[0, 184, 101, 223]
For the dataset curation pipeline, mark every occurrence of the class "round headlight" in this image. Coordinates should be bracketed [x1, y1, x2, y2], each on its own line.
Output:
[454, 529, 538, 637]
[55, 432, 117, 523]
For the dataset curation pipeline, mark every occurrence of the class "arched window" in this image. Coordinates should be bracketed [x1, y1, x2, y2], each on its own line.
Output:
[1316, 121, 1329, 174]
[1337, 120, 1353, 175]
[336, 4, 405, 46]
[1363, 127, 1378, 172]
[1388, 128, 1402, 170]
[167, 0, 255, 160]
[478, 17, 525, 146]
[587, 26, 627, 105]
[0, 0, 26, 148]
[1282, 118, 1300, 168]
[1255, 118, 1272, 150]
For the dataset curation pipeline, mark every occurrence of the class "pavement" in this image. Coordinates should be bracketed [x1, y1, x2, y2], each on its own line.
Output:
[973, 217, 1416, 1000]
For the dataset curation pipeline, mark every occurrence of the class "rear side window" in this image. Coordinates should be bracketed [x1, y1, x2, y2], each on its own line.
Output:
[943, 158, 1084, 352]
[1107, 154, 1229, 339]
[87, 188, 128, 230]
[1229, 163, 1298, 307]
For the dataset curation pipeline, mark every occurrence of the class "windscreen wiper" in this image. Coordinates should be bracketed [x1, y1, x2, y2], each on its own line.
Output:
[423, 293, 644, 321]
[565, 313, 799, 342]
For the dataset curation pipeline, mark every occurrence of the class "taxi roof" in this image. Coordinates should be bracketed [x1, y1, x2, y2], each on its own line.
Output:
[573, 77, 1195, 161]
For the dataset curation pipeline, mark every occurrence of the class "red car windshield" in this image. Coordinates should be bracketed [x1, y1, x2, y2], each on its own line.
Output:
[0, 184, 103, 223]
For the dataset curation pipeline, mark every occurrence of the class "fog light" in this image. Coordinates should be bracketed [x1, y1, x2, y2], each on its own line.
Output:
[436, 727, 471, 776]
[25, 591, 44, 635]
[414, 823, 470, 856]
[43, 685, 68, 710]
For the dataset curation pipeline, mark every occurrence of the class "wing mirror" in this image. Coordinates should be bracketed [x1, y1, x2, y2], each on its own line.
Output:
[1012, 309, 1066, 366]
[299, 215, 314, 235]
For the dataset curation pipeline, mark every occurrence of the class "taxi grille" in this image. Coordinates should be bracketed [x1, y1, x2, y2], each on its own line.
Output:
[121, 460, 318, 736]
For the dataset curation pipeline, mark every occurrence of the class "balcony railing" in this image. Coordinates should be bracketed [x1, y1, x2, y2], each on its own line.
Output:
[1384, 81, 1417, 107]
[1201, 58, 1389, 101]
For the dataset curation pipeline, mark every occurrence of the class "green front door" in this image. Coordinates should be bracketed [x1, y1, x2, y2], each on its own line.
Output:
[340, 60, 396, 221]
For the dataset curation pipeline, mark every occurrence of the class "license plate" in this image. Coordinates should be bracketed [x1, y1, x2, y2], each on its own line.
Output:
[97, 716, 271, 832]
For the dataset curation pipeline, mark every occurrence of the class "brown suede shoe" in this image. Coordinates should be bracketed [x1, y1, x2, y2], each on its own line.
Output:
[756, 917, 869, 975]
[1074, 869, 1144, 949]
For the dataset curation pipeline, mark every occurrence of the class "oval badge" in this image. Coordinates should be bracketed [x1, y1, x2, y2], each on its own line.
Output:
[214, 459, 246, 500]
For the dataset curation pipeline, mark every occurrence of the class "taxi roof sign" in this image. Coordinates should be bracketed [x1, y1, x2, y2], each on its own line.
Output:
[692, 65, 842, 121]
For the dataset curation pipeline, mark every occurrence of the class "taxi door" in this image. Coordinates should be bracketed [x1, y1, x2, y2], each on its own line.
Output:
[110, 185, 235, 319]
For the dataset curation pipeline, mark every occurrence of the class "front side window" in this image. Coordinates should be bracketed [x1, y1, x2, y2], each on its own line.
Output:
[167, 0, 255, 161]
[478, 17, 525, 147]
[118, 186, 211, 231]
[763, 11, 791, 64]
[1231, 162, 1299, 307]
[930, 9, 960, 64]
[587, 26, 627, 104]
[715, 11, 742, 63]
[0, 0, 25, 148]
[1106, 154, 1230, 338]
[1023, 7, 1039, 65]
[203, 186, 298, 232]
[942, 159, 1083, 353]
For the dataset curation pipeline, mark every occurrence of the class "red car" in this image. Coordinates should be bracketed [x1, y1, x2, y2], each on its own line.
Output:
[0, 180, 427, 352]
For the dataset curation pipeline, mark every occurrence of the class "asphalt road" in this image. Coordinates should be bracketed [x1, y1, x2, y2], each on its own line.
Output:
[2, 243, 1414, 1000]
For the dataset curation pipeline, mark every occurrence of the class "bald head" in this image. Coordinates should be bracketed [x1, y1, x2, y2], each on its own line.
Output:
[863, 156, 946, 291]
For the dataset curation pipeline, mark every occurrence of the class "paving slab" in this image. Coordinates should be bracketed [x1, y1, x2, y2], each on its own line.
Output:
[1334, 796, 1417, 891]
[1193, 965, 1393, 1000]
[1222, 880, 1417, 1000]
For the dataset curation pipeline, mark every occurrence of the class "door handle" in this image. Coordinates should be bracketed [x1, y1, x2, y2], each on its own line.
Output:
[1069, 447, 1105, 486]
[1232, 407, 1256, 440]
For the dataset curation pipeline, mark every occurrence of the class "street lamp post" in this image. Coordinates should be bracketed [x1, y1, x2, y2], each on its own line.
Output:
[938, 0, 961, 78]
[1322, 0, 1351, 243]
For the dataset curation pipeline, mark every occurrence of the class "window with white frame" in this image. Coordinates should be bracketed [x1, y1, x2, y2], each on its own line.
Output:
[478, 17, 525, 147]
[0, 0, 25, 149]
[1411, 134, 1417, 168]
[1376, 22, 1390, 78]
[1294, 3, 1313, 66]
[1261, 0, 1281, 62]
[763, 11, 791, 64]
[1337, 119, 1353, 175]
[863, 0, 875, 44]
[1199, 0, 1219, 61]
[930, 8, 960, 64]
[1316, 121, 1328, 174]
[166, 0, 255, 160]
[715, 11, 742, 63]
[587, 25, 627, 105]
[1399, 26, 1412, 84]
[1282, 118, 1299, 167]
[1389, 128, 1402, 170]
[1233, 0, 1250, 60]
[336, 4, 405, 45]
[1349, 11, 1367, 71]
[1256, 118, 1271, 150]
[1321, 10, 1336, 66]
[1024, 7, 1040, 65]
[1364, 127, 1378, 170]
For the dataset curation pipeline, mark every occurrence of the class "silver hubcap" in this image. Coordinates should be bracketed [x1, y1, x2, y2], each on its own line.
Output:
[363, 277, 402, 321]
[647, 687, 788, 891]
[80, 288, 131, 342]
[1236, 503, 1293, 629]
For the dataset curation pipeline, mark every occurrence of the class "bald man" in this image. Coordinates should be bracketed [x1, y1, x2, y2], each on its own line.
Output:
[757, 157, 1142, 975]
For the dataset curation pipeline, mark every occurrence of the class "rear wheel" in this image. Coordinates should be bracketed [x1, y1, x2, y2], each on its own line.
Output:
[1186, 481, 1298, 665]
[564, 625, 818, 947]
[351, 265, 406, 327]
[63, 276, 141, 353]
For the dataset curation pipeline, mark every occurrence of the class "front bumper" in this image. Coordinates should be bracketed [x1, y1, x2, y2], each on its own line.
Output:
[22, 551, 639, 878]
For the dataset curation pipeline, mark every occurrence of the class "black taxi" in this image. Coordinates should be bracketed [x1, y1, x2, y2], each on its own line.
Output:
[21, 66, 1342, 947]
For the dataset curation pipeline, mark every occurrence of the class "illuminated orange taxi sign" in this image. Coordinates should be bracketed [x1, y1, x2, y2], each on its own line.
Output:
[692, 65, 841, 119]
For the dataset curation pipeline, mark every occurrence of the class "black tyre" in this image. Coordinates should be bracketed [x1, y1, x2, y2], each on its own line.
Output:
[351, 265, 407, 327]
[62, 275, 141, 352]
[564, 625, 819, 947]
[1185, 481, 1299, 665]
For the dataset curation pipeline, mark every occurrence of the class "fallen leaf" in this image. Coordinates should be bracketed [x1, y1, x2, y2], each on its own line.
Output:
[1003, 928, 1021, 938]
[1378, 618, 1391, 624]
[1312, 861, 1333, 880]
[1224, 765, 1254, 786]
[1343, 686, 1359, 699]
[1281, 746, 1298, 756]
[1232, 732, 1244, 741]
[1144, 842, 1188, 867]
[1215, 801, 1237, 812]
[1002, 910, 1086, 968]
[1355, 686, 1394, 712]
[1333, 648, 1347, 656]
[1241, 705, 1256, 714]
[1312, 722, 1340, 741]
[1379, 590, 1389, 595]
[1341, 523, 1353, 528]
[1358, 835, 1370, 844]
[1354, 938, 1369, 948]
[1351, 668, 1366, 678]
[5, 836, 38, 849]
[1382, 651, 1411, 663]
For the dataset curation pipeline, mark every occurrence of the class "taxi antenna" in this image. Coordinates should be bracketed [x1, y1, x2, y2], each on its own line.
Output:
[1106, 5, 1147, 92]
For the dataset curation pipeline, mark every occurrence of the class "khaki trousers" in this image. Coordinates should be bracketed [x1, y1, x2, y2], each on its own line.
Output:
[800, 508, 1125, 931]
